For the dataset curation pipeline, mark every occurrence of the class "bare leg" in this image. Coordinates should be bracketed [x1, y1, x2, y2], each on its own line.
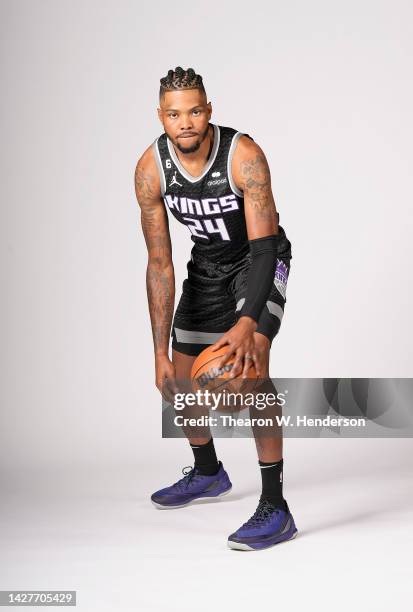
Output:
[251, 333, 283, 462]
[172, 348, 211, 446]
[172, 338, 282, 459]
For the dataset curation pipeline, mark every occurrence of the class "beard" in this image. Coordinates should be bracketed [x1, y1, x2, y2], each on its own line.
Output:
[168, 123, 211, 154]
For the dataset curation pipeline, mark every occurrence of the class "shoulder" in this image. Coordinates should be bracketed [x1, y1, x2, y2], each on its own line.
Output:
[135, 141, 158, 175]
[134, 142, 162, 204]
[233, 133, 266, 161]
[222, 124, 268, 164]
[231, 134, 270, 190]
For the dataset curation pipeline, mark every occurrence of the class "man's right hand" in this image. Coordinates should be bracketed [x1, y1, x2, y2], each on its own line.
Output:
[155, 354, 179, 404]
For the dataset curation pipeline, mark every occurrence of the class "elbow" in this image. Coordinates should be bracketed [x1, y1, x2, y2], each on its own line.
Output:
[147, 255, 173, 271]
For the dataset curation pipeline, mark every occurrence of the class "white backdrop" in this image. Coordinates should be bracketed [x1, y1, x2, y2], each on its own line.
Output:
[1, 2, 412, 610]
[2, 0, 412, 469]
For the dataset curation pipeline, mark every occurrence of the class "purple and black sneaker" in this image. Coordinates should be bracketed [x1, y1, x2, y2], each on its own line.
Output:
[151, 461, 232, 509]
[227, 498, 298, 551]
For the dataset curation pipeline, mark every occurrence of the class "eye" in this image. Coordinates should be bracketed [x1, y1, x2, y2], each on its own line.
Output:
[168, 113, 178, 119]
[192, 109, 201, 116]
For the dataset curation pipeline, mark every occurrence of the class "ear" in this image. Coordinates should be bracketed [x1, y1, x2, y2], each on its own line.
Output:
[207, 101, 212, 120]
[157, 107, 163, 124]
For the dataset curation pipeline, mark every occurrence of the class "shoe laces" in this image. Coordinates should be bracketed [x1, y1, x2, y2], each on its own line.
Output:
[173, 466, 200, 491]
[243, 499, 278, 527]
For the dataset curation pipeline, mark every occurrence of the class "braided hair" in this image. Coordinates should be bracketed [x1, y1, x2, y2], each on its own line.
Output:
[159, 66, 205, 99]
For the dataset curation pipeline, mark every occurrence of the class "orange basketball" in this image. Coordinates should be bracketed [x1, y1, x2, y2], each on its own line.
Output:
[190, 345, 259, 398]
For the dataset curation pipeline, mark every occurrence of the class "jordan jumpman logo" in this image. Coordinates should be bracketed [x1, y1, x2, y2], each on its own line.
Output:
[169, 170, 183, 187]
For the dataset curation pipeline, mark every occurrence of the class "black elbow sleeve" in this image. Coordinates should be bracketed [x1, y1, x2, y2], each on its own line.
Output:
[239, 234, 284, 323]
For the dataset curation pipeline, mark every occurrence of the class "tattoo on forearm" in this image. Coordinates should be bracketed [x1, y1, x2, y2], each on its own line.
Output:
[240, 154, 277, 223]
[146, 263, 175, 354]
[135, 164, 174, 354]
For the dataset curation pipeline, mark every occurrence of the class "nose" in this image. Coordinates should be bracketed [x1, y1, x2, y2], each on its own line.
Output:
[179, 113, 194, 131]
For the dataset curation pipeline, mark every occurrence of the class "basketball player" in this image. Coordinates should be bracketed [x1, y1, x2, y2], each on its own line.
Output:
[134, 67, 297, 550]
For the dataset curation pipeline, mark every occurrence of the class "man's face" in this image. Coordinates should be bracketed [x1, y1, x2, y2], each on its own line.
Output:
[158, 89, 212, 154]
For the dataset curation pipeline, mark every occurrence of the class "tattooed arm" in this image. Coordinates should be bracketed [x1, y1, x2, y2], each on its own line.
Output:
[232, 136, 279, 238]
[134, 147, 177, 400]
[213, 137, 280, 377]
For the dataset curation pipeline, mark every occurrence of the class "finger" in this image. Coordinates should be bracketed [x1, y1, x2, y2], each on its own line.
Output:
[230, 349, 244, 378]
[211, 335, 229, 352]
[252, 353, 262, 379]
[167, 375, 180, 395]
[242, 354, 253, 378]
[159, 385, 172, 403]
[161, 378, 175, 404]
[217, 347, 235, 369]
[161, 388, 173, 404]
[166, 376, 180, 400]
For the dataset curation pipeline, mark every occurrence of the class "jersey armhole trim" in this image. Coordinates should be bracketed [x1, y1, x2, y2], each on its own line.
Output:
[152, 137, 166, 197]
[227, 131, 244, 198]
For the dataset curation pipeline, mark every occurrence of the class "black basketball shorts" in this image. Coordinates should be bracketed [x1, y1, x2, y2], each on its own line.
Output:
[171, 226, 292, 357]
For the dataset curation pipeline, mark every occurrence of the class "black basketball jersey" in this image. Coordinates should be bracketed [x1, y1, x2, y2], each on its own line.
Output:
[153, 123, 251, 264]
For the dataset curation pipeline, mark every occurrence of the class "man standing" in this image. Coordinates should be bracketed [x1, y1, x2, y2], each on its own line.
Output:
[134, 67, 297, 550]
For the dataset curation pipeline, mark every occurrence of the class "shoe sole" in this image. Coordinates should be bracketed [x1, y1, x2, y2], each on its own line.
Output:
[151, 485, 232, 510]
[227, 528, 298, 551]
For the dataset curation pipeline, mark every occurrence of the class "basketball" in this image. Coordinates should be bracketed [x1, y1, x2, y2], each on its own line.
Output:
[190, 345, 259, 398]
